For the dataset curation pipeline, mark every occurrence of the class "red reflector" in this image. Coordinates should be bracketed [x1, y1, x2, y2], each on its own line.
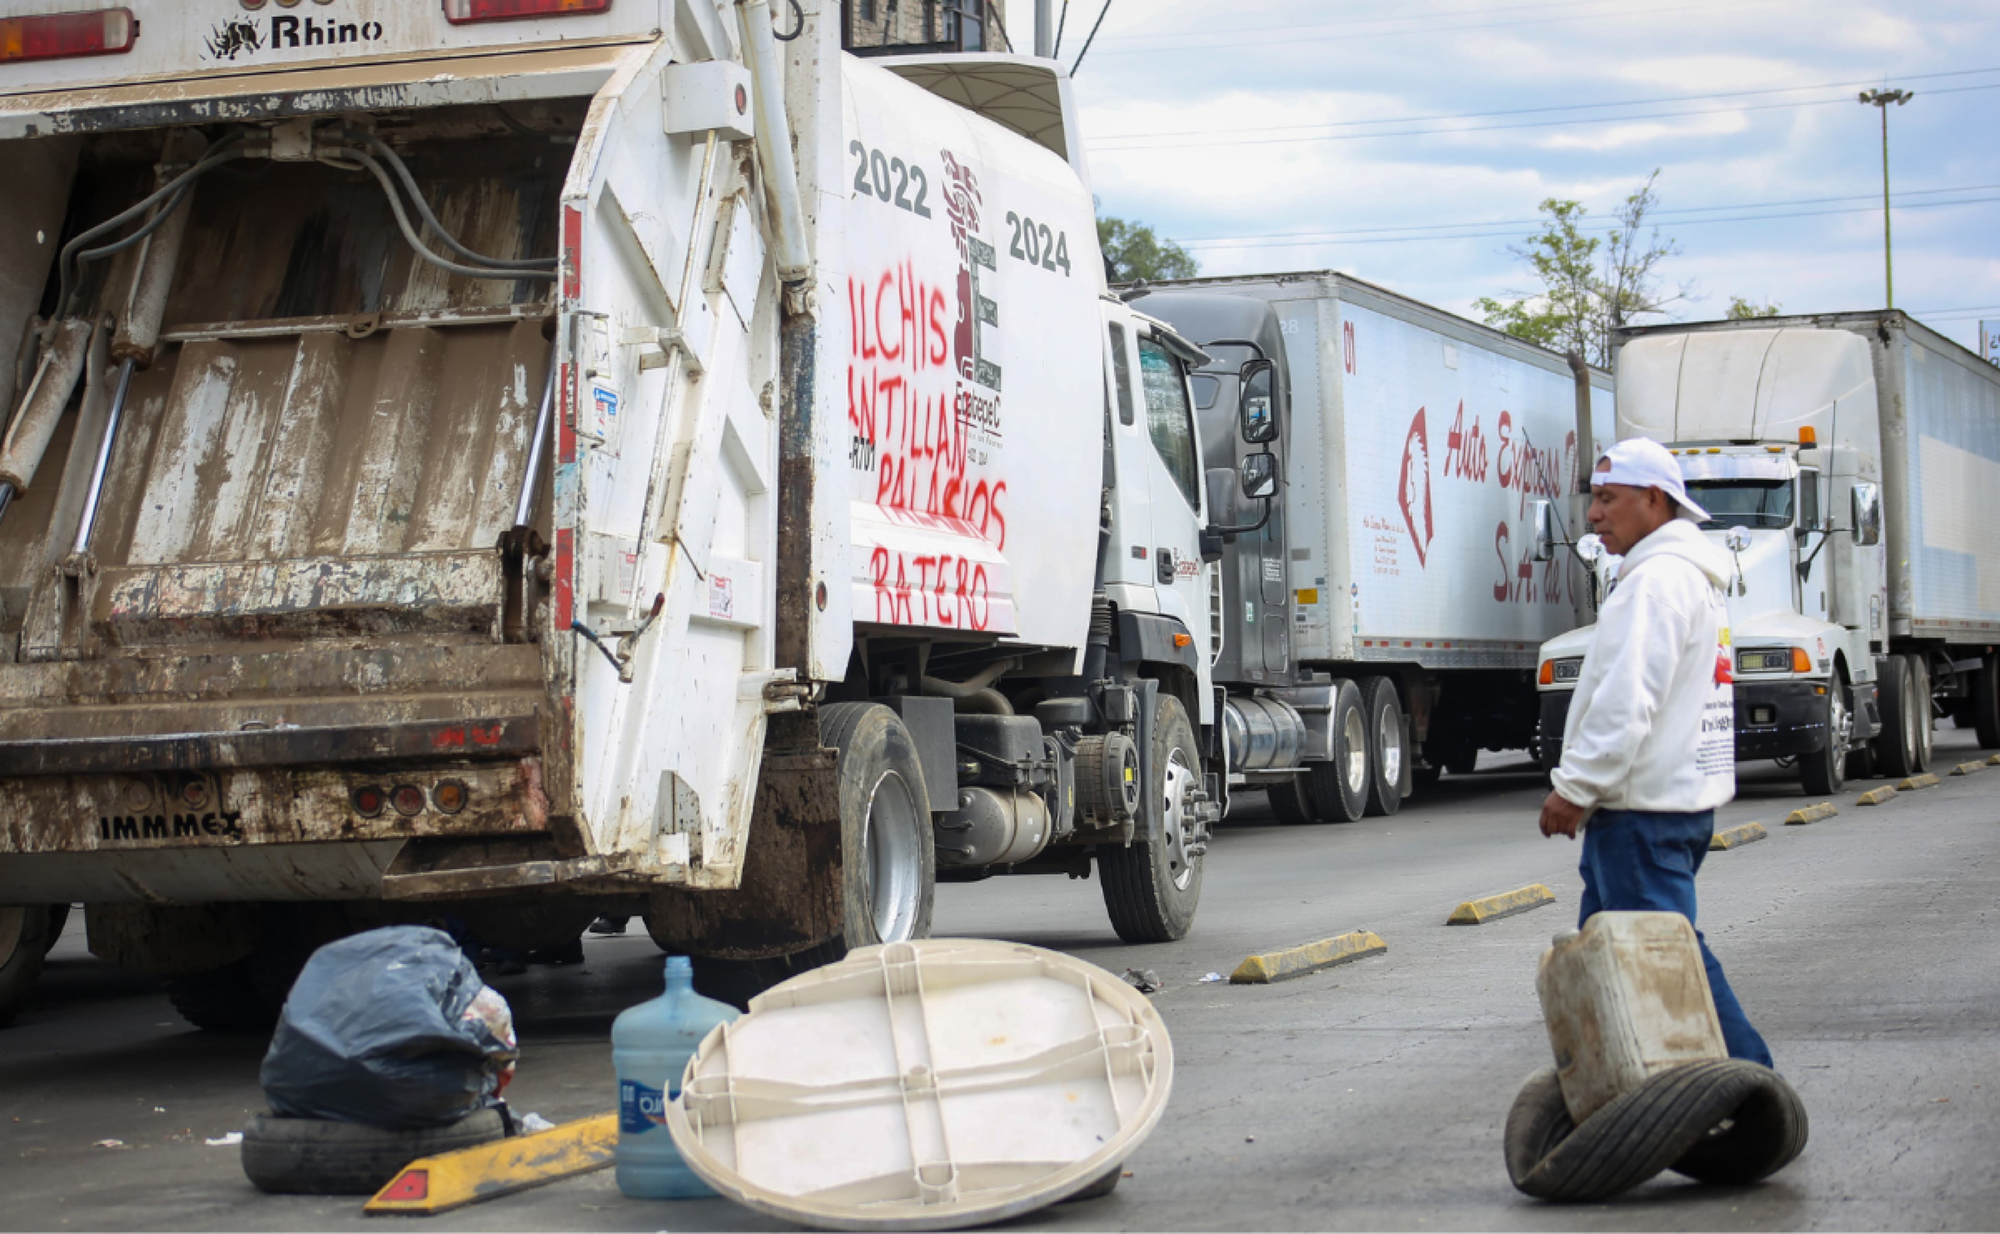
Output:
[0, 8, 136, 63]
[352, 786, 386, 818]
[378, 1168, 430, 1201]
[442, 0, 610, 23]
[391, 785, 426, 817]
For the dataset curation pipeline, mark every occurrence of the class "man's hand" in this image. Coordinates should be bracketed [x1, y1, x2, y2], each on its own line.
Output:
[1540, 790, 1589, 839]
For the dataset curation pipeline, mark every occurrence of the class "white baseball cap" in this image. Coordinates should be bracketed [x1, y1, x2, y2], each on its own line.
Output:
[1592, 436, 1710, 522]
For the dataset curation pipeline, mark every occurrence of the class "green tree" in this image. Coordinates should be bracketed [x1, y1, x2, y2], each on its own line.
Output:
[1727, 296, 1783, 319]
[1476, 171, 1690, 366]
[1097, 214, 1198, 283]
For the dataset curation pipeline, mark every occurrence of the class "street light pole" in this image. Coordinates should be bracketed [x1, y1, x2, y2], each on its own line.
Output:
[1858, 87, 1913, 309]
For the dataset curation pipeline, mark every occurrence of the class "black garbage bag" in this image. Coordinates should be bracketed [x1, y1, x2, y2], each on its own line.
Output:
[260, 926, 519, 1129]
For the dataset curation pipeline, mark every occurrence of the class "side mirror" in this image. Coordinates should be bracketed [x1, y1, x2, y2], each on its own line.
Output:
[1530, 499, 1557, 562]
[1239, 451, 1277, 500]
[1239, 361, 1277, 444]
[1851, 481, 1883, 546]
[1576, 533, 1605, 566]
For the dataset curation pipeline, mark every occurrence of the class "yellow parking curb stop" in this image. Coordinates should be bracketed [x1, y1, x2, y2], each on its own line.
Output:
[1446, 884, 1556, 925]
[365, 1112, 617, 1216]
[1709, 821, 1768, 850]
[1855, 786, 1898, 806]
[1989, 753, 2000, 767]
[1230, 930, 1387, 984]
[1950, 761, 1984, 776]
[1784, 801, 1838, 825]
[1897, 772, 1940, 791]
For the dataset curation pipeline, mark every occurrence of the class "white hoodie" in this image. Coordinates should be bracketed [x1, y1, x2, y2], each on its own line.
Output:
[1553, 518, 1737, 814]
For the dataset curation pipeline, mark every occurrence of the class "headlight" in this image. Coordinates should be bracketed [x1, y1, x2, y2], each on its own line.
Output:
[1736, 648, 1794, 673]
[1539, 657, 1583, 685]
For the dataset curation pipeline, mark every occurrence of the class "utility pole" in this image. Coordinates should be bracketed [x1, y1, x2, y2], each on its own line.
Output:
[1858, 87, 1913, 309]
[1035, 0, 1052, 56]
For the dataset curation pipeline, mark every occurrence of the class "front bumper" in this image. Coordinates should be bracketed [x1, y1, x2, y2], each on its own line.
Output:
[1539, 677, 1873, 769]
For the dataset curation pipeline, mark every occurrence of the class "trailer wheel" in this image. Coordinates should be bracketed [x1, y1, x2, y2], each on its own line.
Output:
[1873, 654, 1920, 778]
[163, 960, 277, 1032]
[1798, 678, 1848, 797]
[1305, 679, 1368, 822]
[1267, 774, 1321, 825]
[1358, 677, 1405, 817]
[820, 702, 935, 949]
[1973, 653, 2000, 750]
[0, 905, 56, 1028]
[1100, 694, 1204, 942]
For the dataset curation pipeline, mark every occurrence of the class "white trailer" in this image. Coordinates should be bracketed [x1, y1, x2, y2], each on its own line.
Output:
[0, 0, 1244, 1026]
[1149, 272, 1611, 820]
[1535, 310, 2000, 794]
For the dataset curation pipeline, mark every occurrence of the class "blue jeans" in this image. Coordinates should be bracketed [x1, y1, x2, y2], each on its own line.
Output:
[1578, 808, 1775, 1069]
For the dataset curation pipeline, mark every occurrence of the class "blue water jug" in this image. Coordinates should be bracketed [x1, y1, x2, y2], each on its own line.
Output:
[613, 955, 737, 1198]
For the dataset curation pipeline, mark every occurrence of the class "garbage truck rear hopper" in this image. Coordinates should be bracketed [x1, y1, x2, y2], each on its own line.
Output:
[0, 1, 1232, 1026]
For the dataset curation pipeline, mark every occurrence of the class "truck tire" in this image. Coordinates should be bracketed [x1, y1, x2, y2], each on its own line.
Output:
[1100, 694, 1205, 943]
[1267, 774, 1322, 825]
[1798, 677, 1849, 797]
[1908, 654, 1933, 772]
[1358, 676, 1405, 817]
[240, 1109, 506, 1195]
[0, 905, 55, 1028]
[820, 702, 935, 949]
[1974, 653, 2000, 750]
[1873, 654, 1919, 778]
[163, 959, 277, 1032]
[1305, 679, 1369, 822]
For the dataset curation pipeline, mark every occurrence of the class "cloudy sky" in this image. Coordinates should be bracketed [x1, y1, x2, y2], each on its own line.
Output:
[1030, 0, 2000, 354]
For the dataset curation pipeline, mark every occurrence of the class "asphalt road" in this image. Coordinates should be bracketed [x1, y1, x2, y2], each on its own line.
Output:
[3, 728, 1997, 1231]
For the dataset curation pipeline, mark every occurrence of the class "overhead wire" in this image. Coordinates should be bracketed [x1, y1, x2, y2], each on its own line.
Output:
[1068, 0, 1113, 78]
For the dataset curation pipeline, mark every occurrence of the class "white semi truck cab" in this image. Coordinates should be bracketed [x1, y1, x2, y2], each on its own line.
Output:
[1535, 312, 2000, 796]
[0, 0, 1242, 1025]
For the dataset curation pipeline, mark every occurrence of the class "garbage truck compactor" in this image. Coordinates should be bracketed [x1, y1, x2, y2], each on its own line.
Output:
[0, 0, 1237, 1025]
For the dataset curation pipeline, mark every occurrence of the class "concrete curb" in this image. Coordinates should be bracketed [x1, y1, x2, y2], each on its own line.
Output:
[1230, 930, 1387, 984]
[1856, 786, 1898, 806]
[1989, 753, 2000, 767]
[1446, 884, 1555, 925]
[1709, 821, 1768, 850]
[1950, 760, 1985, 776]
[1785, 801, 1838, 825]
[1898, 772, 1941, 791]
[366, 1111, 617, 1214]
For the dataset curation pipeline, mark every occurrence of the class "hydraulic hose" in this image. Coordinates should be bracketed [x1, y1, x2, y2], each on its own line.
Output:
[53, 136, 247, 321]
[317, 146, 556, 283]
[336, 129, 556, 271]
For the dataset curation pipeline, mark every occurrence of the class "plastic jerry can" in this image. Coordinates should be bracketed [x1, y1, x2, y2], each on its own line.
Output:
[1536, 912, 1727, 1124]
[613, 955, 738, 1198]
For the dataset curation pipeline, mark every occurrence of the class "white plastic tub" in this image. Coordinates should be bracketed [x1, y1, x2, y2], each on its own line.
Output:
[1536, 911, 1727, 1123]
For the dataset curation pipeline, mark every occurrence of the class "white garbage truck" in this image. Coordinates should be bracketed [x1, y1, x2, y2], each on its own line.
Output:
[1533, 310, 2000, 796]
[0, 0, 1249, 1026]
[1144, 272, 1611, 821]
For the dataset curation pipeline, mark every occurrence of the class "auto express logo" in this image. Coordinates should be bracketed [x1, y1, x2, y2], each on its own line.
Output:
[206, 7, 386, 61]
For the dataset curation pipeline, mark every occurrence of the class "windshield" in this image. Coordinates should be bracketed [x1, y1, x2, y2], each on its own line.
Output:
[1687, 480, 1793, 529]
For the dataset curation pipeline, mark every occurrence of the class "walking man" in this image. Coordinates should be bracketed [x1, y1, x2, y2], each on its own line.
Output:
[1540, 437, 1774, 1067]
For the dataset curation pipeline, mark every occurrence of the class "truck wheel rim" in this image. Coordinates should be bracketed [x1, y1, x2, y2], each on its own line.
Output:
[863, 770, 922, 943]
[1342, 709, 1367, 795]
[1377, 706, 1403, 788]
[1829, 682, 1850, 755]
[1162, 751, 1198, 891]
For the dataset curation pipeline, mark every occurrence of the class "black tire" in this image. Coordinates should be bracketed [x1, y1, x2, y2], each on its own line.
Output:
[1974, 653, 2000, 750]
[1266, 774, 1321, 825]
[1358, 676, 1405, 817]
[1099, 694, 1205, 943]
[1669, 1065, 1811, 1185]
[1505, 1060, 1808, 1203]
[691, 938, 847, 1011]
[819, 702, 935, 950]
[163, 959, 276, 1032]
[42, 904, 70, 956]
[1445, 749, 1479, 776]
[1907, 654, 1933, 773]
[240, 1109, 507, 1195]
[1798, 677, 1848, 797]
[1306, 679, 1368, 822]
[1873, 654, 1918, 779]
[0, 905, 55, 1028]
[1411, 763, 1443, 791]
[1845, 744, 1877, 781]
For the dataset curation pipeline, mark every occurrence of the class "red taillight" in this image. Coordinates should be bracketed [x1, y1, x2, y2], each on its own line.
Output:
[441, 0, 610, 23]
[352, 786, 386, 818]
[0, 8, 137, 63]
[390, 784, 427, 817]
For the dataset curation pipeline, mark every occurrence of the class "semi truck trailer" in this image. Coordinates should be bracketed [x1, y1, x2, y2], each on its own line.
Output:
[1147, 273, 1612, 822]
[1535, 310, 2000, 794]
[0, 0, 1251, 1026]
